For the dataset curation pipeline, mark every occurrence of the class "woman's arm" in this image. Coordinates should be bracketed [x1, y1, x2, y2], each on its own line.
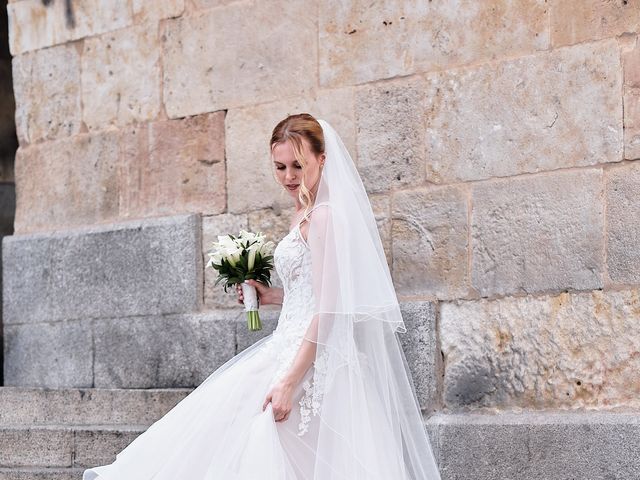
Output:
[263, 314, 319, 422]
[281, 313, 319, 387]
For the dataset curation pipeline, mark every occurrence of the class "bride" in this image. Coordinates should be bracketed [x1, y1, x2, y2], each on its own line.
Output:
[83, 114, 441, 479]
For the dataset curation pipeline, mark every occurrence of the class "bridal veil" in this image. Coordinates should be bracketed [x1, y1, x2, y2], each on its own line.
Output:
[299, 118, 441, 479]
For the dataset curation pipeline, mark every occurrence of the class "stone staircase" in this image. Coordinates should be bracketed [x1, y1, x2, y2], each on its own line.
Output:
[2, 386, 640, 479]
[0, 387, 191, 479]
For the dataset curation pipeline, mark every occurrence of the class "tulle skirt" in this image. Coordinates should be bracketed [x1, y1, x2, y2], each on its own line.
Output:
[83, 334, 319, 480]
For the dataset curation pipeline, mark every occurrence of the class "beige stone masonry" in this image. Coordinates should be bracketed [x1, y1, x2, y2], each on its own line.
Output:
[441, 288, 640, 410]
[320, 0, 549, 87]
[119, 111, 226, 219]
[551, 0, 640, 47]
[7, 0, 132, 55]
[82, 24, 161, 130]
[12, 42, 81, 144]
[162, 0, 317, 118]
[424, 39, 623, 183]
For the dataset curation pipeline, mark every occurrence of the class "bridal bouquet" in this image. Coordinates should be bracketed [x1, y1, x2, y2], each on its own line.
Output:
[206, 230, 275, 331]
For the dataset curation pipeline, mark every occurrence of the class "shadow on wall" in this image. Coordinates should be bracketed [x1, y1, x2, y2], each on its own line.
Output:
[0, 0, 18, 386]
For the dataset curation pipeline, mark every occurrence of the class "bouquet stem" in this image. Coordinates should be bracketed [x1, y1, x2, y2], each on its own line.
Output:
[241, 282, 262, 331]
[246, 310, 262, 331]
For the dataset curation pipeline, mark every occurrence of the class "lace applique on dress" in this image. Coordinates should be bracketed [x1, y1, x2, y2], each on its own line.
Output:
[297, 348, 329, 436]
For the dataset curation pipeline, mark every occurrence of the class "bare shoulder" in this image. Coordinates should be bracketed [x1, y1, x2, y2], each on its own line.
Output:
[299, 203, 332, 242]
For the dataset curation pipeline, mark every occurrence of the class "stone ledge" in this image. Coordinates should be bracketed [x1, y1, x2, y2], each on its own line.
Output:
[3, 214, 202, 325]
[425, 411, 640, 480]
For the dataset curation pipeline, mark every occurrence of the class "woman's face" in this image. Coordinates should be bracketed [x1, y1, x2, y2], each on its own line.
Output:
[272, 138, 325, 202]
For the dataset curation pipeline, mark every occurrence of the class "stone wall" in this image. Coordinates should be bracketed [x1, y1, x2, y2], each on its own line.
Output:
[3, 0, 639, 425]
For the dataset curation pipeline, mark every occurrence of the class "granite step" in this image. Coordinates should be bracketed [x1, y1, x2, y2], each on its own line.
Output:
[0, 467, 85, 480]
[0, 387, 191, 426]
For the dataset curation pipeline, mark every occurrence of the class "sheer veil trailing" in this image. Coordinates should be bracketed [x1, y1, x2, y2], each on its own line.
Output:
[301, 119, 441, 479]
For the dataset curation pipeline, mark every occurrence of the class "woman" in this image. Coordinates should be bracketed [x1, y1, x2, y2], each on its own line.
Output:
[83, 114, 441, 479]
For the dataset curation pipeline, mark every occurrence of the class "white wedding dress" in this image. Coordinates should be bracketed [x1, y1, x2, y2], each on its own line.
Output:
[83, 220, 324, 480]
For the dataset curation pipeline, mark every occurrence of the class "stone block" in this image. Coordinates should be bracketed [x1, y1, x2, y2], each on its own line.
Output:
[550, 0, 640, 47]
[73, 427, 143, 468]
[0, 426, 73, 467]
[11, 43, 81, 144]
[94, 312, 235, 388]
[425, 39, 622, 183]
[3, 214, 201, 324]
[426, 412, 640, 479]
[13, 131, 119, 233]
[369, 193, 392, 268]
[203, 213, 249, 309]
[391, 185, 469, 300]
[0, 467, 83, 479]
[624, 87, 640, 160]
[355, 77, 427, 193]
[471, 169, 603, 297]
[225, 90, 355, 213]
[132, 0, 184, 24]
[0, 387, 190, 426]
[623, 38, 640, 89]
[319, 0, 548, 87]
[82, 24, 161, 130]
[119, 112, 226, 218]
[398, 301, 440, 412]
[162, 1, 316, 117]
[3, 321, 93, 388]
[7, 0, 132, 55]
[440, 289, 640, 410]
[606, 162, 640, 284]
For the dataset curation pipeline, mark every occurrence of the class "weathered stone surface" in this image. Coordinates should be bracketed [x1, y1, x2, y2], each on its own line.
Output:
[191, 0, 240, 9]
[398, 301, 440, 412]
[132, 0, 184, 24]
[550, 0, 640, 47]
[119, 112, 226, 218]
[3, 214, 201, 325]
[319, 0, 548, 87]
[0, 425, 74, 467]
[624, 87, 640, 160]
[162, 1, 316, 117]
[471, 169, 603, 297]
[0, 466, 84, 479]
[94, 313, 235, 388]
[12, 43, 81, 144]
[623, 38, 640, 89]
[355, 77, 427, 193]
[440, 289, 640, 410]
[606, 162, 640, 284]
[391, 185, 469, 300]
[14, 131, 119, 233]
[425, 39, 622, 183]
[7, 0, 132, 55]
[369, 193, 392, 267]
[426, 412, 640, 479]
[0, 387, 190, 426]
[202, 213, 249, 309]
[73, 427, 142, 468]
[226, 89, 355, 213]
[82, 25, 161, 130]
[3, 320, 93, 388]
